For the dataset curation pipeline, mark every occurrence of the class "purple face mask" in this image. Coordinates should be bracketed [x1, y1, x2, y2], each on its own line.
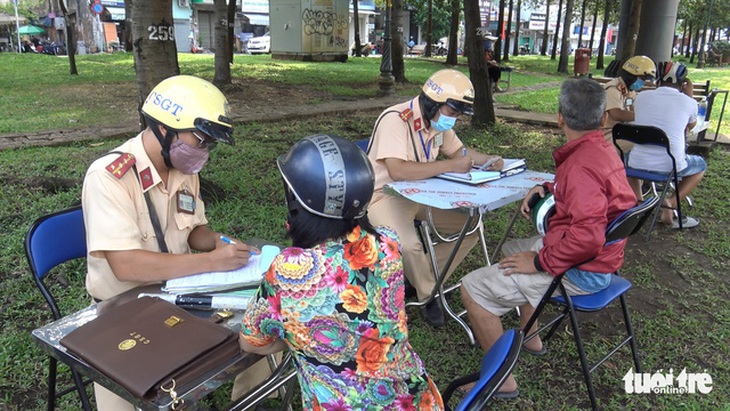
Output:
[169, 139, 209, 174]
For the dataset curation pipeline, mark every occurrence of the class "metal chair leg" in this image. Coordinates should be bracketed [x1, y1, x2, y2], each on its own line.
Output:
[564, 294, 599, 411]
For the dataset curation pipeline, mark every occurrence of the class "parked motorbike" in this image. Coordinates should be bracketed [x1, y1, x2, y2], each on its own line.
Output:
[519, 44, 530, 55]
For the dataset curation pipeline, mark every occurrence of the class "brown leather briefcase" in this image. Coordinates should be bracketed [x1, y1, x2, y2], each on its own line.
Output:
[60, 296, 241, 402]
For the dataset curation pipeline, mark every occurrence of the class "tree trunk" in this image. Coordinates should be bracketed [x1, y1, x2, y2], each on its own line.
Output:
[685, 21, 692, 58]
[513, 0, 522, 55]
[596, 0, 612, 69]
[132, 0, 179, 130]
[541, 0, 550, 55]
[446, 0, 460, 65]
[59, 0, 78, 75]
[589, 0, 598, 49]
[426, 0, 432, 57]
[557, 0, 574, 73]
[617, 0, 641, 64]
[503, 0, 514, 61]
[213, 0, 231, 86]
[227, 0, 236, 65]
[124, 0, 133, 52]
[578, 0, 587, 47]
[496, 0, 505, 62]
[391, 0, 406, 82]
[550, 0, 563, 59]
[464, 0, 494, 127]
[353, 0, 362, 57]
[690, 27, 699, 63]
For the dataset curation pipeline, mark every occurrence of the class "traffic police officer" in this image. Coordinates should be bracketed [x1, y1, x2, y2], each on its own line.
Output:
[364, 69, 504, 326]
[82, 75, 270, 410]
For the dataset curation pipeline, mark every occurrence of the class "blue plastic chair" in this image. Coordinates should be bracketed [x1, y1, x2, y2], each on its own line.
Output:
[521, 195, 659, 410]
[612, 123, 687, 238]
[441, 329, 523, 411]
[24, 206, 93, 411]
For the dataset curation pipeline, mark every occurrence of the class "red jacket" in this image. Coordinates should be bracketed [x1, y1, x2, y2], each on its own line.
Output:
[538, 130, 637, 276]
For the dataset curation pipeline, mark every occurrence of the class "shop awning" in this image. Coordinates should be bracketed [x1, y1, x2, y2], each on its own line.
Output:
[106, 6, 125, 21]
[243, 13, 269, 26]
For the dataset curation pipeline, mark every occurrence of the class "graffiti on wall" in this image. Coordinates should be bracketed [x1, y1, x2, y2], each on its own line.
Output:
[302, 9, 346, 36]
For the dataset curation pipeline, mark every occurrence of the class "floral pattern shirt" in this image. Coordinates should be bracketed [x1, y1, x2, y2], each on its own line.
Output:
[240, 226, 443, 410]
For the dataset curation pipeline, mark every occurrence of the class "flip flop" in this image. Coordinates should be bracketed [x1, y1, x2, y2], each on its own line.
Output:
[522, 345, 547, 356]
[493, 389, 520, 399]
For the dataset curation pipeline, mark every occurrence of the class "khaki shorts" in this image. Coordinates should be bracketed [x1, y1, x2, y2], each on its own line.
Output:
[461, 236, 588, 316]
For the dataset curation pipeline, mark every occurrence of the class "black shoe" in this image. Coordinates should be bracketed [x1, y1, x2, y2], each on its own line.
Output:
[422, 299, 445, 327]
[404, 278, 417, 299]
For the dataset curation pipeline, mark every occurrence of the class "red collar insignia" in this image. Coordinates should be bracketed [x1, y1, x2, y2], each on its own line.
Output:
[399, 108, 413, 121]
[105, 153, 135, 179]
[414, 118, 422, 132]
[139, 167, 154, 190]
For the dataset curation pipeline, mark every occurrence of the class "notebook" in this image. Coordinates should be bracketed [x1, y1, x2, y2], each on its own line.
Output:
[163, 244, 280, 294]
[437, 158, 526, 185]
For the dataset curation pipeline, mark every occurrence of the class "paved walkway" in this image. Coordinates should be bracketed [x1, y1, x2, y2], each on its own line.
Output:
[1, 85, 724, 150]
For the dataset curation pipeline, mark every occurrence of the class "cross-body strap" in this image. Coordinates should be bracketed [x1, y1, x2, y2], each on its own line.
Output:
[367, 109, 421, 162]
[102, 151, 169, 253]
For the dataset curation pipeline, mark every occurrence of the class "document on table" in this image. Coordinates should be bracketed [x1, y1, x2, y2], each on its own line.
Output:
[163, 244, 280, 294]
[437, 158, 527, 185]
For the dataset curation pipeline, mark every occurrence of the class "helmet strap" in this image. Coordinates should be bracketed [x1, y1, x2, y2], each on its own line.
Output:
[418, 93, 441, 124]
[151, 123, 177, 169]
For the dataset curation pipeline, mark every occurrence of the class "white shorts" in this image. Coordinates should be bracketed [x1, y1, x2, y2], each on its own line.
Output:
[461, 236, 588, 316]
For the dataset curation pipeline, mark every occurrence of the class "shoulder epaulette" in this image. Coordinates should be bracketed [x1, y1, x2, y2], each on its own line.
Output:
[105, 153, 136, 179]
[399, 108, 414, 121]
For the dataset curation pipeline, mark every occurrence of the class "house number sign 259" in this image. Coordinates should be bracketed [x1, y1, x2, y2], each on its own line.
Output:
[148, 25, 175, 41]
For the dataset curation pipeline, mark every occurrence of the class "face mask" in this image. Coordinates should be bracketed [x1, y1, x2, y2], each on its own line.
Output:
[431, 113, 457, 132]
[169, 139, 209, 174]
[629, 78, 644, 91]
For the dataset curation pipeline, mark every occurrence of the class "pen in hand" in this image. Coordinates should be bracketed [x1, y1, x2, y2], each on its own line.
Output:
[221, 235, 259, 255]
[220, 235, 237, 245]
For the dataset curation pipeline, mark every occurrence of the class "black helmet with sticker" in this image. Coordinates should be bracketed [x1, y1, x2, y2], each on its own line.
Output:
[277, 134, 374, 220]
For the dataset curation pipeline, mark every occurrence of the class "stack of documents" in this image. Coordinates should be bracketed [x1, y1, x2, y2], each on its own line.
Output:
[438, 158, 526, 185]
[163, 244, 280, 294]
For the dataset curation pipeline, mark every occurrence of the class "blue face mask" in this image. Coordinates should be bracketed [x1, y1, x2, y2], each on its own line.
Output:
[629, 78, 644, 91]
[431, 113, 457, 132]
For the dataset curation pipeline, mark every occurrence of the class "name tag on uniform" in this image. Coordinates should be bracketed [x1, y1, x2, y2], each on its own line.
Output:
[434, 133, 444, 148]
[176, 190, 196, 214]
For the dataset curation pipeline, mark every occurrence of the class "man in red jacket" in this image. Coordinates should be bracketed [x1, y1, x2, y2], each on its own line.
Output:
[460, 77, 637, 399]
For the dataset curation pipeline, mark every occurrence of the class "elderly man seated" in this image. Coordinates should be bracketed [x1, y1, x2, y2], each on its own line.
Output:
[459, 78, 637, 399]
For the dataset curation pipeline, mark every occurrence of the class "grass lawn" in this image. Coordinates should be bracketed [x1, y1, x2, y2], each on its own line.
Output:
[1, 53, 729, 410]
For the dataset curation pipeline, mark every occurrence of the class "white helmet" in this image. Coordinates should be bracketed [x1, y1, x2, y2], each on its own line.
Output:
[532, 193, 556, 236]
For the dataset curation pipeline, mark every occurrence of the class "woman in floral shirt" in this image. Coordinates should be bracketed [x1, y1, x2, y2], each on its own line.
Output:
[239, 135, 443, 410]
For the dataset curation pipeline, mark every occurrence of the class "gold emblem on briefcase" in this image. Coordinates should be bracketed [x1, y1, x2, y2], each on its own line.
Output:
[118, 339, 136, 351]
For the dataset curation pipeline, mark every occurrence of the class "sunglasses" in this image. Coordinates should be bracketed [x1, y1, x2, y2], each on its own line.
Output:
[192, 131, 217, 150]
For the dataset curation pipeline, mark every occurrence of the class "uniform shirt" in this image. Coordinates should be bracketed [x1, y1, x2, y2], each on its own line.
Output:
[602, 77, 636, 140]
[82, 133, 208, 300]
[368, 97, 463, 193]
[629, 86, 698, 173]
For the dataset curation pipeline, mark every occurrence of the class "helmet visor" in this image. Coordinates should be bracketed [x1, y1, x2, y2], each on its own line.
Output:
[446, 98, 474, 116]
[194, 118, 234, 146]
